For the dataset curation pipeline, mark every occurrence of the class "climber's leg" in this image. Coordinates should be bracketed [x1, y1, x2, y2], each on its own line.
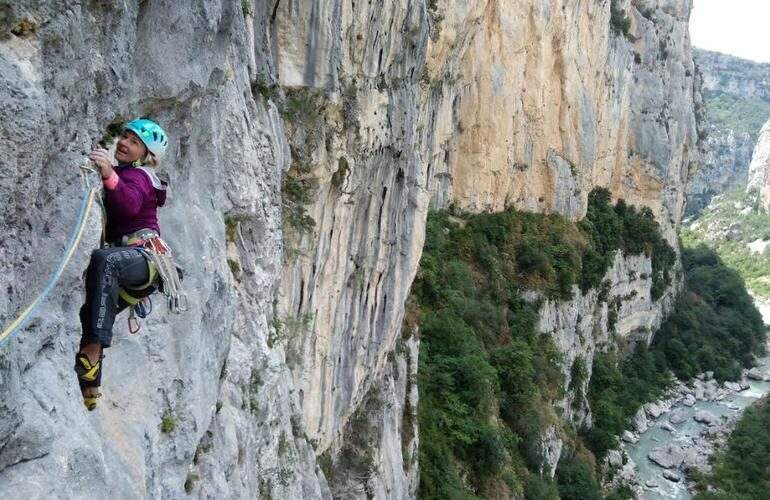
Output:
[76, 247, 150, 409]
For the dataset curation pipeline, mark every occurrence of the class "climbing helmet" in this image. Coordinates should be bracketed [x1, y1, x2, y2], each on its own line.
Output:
[123, 118, 169, 159]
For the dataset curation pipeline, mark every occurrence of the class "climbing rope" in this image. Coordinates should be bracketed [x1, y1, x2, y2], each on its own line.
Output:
[0, 165, 100, 347]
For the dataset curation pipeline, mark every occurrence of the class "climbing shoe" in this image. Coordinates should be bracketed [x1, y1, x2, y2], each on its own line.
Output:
[74, 353, 103, 411]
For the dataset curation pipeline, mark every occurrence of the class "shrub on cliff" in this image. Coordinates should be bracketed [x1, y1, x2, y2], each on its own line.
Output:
[416, 212, 564, 498]
[652, 245, 766, 381]
[556, 454, 602, 500]
[584, 347, 671, 458]
[415, 193, 677, 496]
[580, 188, 675, 299]
[610, 0, 632, 37]
[586, 245, 766, 458]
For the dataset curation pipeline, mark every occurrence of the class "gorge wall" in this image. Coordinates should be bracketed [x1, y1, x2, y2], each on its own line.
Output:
[0, 0, 699, 498]
[747, 118, 770, 211]
[686, 49, 770, 215]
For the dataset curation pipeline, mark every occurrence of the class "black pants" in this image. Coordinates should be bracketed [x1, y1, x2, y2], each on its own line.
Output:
[79, 247, 152, 348]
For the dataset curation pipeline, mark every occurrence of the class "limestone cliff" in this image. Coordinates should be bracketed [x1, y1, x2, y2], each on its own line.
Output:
[275, 0, 697, 495]
[423, 0, 698, 238]
[0, 2, 324, 498]
[0, 0, 699, 498]
[747, 119, 770, 211]
[687, 49, 770, 215]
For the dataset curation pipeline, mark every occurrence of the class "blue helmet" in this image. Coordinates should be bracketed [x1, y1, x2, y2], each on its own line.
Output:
[123, 118, 169, 159]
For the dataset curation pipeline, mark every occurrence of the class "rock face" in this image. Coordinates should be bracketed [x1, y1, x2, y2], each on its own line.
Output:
[0, 0, 700, 498]
[747, 119, 770, 210]
[538, 252, 676, 429]
[423, 0, 698, 243]
[697, 49, 770, 101]
[687, 49, 770, 215]
[275, 0, 698, 493]
[0, 2, 328, 499]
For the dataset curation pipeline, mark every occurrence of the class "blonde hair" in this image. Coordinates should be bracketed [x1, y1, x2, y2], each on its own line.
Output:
[143, 152, 159, 167]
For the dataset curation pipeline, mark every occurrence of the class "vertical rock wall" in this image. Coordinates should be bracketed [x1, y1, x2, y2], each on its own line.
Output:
[274, 1, 697, 494]
[687, 49, 770, 215]
[747, 119, 770, 210]
[0, 0, 699, 498]
[422, 0, 698, 242]
[0, 2, 325, 498]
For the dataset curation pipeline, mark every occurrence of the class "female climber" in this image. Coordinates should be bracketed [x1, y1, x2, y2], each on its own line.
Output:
[75, 118, 169, 410]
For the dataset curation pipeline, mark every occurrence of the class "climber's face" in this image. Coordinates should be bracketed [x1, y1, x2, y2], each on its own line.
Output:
[115, 129, 148, 164]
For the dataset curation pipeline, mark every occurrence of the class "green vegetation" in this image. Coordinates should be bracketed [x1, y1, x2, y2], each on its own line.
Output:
[580, 189, 676, 300]
[241, 0, 253, 17]
[585, 245, 766, 458]
[282, 172, 316, 233]
[10, 17, 38, 37]
[703, 90, 770, 139]
[161, 413, 176, 434]
[251, 74, 279, 101]
[270, 313, 314, 347]
[99, 119, 126, 147]
[184, 472, 200, 494]
[694, 396, 770, 499]
[281, 88, 323, 126]
[226, 258, 241, 277]
[584, 348, 672, 458]
[653, 245, 765, 381]
[610, 0, 631, 37]
[414, 187, 764, 496]
[415, 189, 675, 498]
[556, 454, 602, 500]
[415, 209, 565, 498]
[683, 189, 770, 298]
[224, 215, 240, 243]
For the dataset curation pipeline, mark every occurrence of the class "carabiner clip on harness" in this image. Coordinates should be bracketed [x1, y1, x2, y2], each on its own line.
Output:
[115, 229, 188, 334]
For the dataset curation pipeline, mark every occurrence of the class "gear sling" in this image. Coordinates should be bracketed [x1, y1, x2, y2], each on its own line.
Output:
[112, 228, 187, 333]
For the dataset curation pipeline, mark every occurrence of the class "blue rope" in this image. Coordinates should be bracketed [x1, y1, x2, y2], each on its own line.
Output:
[0, 184, 98, 347]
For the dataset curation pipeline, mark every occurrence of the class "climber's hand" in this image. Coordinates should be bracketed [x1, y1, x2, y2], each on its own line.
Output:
[89, 147, 114, 178]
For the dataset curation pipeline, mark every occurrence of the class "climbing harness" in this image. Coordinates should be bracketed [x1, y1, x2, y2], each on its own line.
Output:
[0, 165, 99, 347]
[0, 159, 186, 347]
[110, 227, 187, 334]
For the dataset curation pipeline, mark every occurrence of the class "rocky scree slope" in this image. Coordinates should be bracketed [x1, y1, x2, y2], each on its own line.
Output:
[0, 0, 699, 499]
[686, 49, 770, 215]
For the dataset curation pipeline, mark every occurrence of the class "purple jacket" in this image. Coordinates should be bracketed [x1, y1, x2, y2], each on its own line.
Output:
[103, 164, 167, 242]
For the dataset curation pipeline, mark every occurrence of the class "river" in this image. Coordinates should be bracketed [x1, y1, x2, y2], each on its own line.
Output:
[622, 300, 770, 499]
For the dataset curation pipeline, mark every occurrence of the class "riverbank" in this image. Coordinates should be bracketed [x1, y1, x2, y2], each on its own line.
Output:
[605, 300, 770, 499]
